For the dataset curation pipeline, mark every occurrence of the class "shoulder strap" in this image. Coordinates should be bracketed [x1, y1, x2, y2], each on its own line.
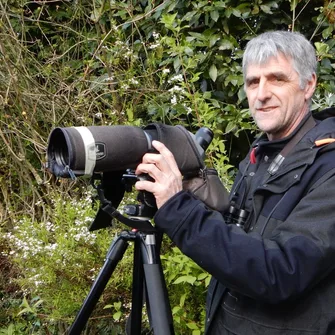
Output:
[267, 115, 316, 175]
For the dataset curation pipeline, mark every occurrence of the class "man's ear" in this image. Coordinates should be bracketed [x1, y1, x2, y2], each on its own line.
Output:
[304, 73, 317, 100]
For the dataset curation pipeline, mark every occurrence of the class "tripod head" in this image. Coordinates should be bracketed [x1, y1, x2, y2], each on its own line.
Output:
[88, 170, 158, 232]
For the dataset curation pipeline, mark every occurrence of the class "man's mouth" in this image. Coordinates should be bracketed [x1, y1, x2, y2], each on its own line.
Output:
[256, 106, 277, 112]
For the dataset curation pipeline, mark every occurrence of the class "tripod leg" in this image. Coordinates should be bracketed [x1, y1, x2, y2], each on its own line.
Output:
[126, 234, 144, 335]
[141, 233, 175, 335]
[68, 233, 129, 335]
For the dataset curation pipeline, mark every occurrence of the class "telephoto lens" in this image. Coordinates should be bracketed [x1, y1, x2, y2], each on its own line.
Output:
[46, 123, 214, 179]
[47, 126, 150, 178]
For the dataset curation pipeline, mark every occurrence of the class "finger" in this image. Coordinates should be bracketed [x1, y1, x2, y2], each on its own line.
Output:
[152, 141, 173, 158]
[135, 163, 162, 181]
[139, 152, 181, 181]
[135, 179, 155, 193]
[140, 153, 163, 165]
[139, 152, 173, 175]
[151, 141, 181, 176]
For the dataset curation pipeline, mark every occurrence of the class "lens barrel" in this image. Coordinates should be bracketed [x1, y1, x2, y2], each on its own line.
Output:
[47, 126, 149, 178]
[47, 123, 213, 178]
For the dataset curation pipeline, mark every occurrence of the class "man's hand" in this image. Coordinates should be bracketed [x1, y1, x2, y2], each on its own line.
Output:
[135, 140, 182, 209]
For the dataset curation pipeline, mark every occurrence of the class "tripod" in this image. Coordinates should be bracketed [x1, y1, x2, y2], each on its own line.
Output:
[68, 220, 175, 335]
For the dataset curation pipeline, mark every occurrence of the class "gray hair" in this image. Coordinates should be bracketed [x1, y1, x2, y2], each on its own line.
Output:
[242, 31, 317, 88]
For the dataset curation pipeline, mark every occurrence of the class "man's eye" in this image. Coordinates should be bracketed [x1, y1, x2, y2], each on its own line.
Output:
[247, 80, 259, 87]
[273, 75, 287, 83]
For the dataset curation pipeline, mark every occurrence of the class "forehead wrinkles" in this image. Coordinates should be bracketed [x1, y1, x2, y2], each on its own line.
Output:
[246, 55, 297, 80]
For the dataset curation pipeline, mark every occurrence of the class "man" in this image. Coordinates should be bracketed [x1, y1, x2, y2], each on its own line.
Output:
[135, 31, 335, 334]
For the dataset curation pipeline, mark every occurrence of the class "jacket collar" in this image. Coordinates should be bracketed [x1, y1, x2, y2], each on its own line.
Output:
[240, 108, 335, 181]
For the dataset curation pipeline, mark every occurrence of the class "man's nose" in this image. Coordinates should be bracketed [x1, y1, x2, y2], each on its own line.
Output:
[256, 79, 271, 102]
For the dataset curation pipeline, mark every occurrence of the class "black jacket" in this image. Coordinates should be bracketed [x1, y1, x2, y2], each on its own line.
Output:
[154, 108, 335, 334]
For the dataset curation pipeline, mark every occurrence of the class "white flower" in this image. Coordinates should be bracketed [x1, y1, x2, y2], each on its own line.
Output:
[149, 43, 160, 49]
[129, 78, 139, 85]
[103, 76, 114, 81]
[185, 106, 192, 114]
[168, 85, 183, 93]
[168, 74, 183, 83]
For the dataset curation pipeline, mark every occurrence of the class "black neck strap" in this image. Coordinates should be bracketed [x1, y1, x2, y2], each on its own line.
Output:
[267, 115, 316, 175]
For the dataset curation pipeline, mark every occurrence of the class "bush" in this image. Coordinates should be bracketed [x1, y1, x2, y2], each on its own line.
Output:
[1, 0, 334, 333]
[1, 189, 134, 333]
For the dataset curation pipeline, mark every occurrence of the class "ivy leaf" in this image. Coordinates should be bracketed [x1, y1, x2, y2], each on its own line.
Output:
[180, 293, 187, 307]
[186, 322, 199, 330]
[203, 91, 211, 99]
[225, 8, 233, 18]
[225, 121, 237, 134]
[209, 35, 220, 47]
[289, 0, 298, 11]
[322, 26, 334, 39]
[219, 39, 234, 50]
[126, 107, 134, 122]
[103, 304, 113, 309]
[252, 5, 260, 14]
[209, 64, 218, 82]
[210, 10, 220, 22]
[173, 57, 181, 71]
[172, 306, 181, 314]
[198, 272, 208, 280]
[113, 311, 122, 321]
[238, 87, 246, 102]
[223, 20, 229, 34]
[315, 42, 330, 58]
[184, 46, 194, 56]
[260, 5, 272, 14]
[161, 13, 178, 29]
[173, 275, 197, 284]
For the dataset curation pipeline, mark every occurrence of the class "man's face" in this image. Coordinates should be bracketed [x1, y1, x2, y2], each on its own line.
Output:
[245, 53, 316, 140]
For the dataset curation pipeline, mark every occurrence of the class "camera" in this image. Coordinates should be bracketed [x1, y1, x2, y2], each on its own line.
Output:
[46, 123, 213, 179]
[46, 123, 214, 231]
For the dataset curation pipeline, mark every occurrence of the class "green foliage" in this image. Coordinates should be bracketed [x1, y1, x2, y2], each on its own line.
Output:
[162, 246, 209, 334]
[0, 0, 335, 333]
[0, 296, 60, 335]
[5, 191, 104, 316]
[1, 189, 134, 333]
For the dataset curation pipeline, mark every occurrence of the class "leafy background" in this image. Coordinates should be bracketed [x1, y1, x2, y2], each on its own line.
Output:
[0, 0, 334, 334]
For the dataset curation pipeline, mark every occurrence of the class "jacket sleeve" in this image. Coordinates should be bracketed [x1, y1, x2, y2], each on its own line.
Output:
[154, 171, 335, 304]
